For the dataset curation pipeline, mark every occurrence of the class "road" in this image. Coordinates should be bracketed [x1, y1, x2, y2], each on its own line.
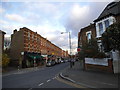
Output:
[2, 62, 75, 88]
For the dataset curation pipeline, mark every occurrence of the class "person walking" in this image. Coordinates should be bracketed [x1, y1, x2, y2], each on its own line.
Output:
[70, 59, 73, 68]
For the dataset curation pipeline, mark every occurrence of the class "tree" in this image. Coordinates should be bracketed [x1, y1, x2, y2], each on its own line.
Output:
[102, 22, 120, 52]
[79, 38, 99, 58]
[2, 53, 10, 68]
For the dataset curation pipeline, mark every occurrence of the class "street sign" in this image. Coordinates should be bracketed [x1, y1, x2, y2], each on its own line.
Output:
[77, 48, 80, 52]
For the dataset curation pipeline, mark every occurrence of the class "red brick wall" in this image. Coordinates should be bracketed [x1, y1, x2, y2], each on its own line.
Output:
[11, 27, 65, 59]
[78, 24, 96, 47]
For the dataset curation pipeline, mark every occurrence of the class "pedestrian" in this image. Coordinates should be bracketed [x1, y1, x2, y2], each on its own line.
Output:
[73, 59, 75, 66]
[70, 59, 73, 68]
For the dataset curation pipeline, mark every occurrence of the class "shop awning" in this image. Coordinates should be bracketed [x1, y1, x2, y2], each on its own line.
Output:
[27, 54, 43, 59]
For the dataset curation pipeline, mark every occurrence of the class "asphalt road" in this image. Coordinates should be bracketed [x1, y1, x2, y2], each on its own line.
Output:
[2, 62, 75, 88]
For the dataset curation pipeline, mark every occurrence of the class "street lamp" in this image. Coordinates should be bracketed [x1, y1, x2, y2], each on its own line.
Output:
[61, 32, 72, 57]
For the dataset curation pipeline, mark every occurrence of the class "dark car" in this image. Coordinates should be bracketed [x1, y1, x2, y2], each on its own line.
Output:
[51, 60, 56, 66]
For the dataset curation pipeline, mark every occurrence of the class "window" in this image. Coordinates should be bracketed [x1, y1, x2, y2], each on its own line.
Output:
[104, 20, 109, 29]
[86, 31, 91, 42]
[98, 22, 103, 35]
[28, 32, 30, 37]
[87, 33, 91, 41]
[32, 34, 34, 39]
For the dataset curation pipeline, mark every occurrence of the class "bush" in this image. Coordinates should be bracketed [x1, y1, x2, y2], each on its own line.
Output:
[102, 22, 120, 52]
[93, 52, 106, 59]
[2, 53, 10, 68]
[78, 50, 85, 60]
[81, 38, 99, 58]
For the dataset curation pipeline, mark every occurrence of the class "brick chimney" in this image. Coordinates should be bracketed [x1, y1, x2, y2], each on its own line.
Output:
[13, 29, 17, 34]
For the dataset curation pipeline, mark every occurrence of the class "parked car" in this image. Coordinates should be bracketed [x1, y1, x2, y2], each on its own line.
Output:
[51, 60, 56, 66]
[55, 58, 61, 64]
[60, 60, 64, 63]
[46, 61, 52, 67]
[65, 60, 68, 62]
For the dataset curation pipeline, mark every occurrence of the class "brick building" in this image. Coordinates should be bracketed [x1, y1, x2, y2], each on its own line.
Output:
[78, 1, 120, 72]
[10, 27, 68, 67]
[78, 1, 120, 52]
[0, 30, 6, 52]
[0, 30, 6, 67]
[78, 24, 96, 48]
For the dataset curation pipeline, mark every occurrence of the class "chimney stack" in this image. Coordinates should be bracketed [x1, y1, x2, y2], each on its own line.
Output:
[13, 29, 17, 34]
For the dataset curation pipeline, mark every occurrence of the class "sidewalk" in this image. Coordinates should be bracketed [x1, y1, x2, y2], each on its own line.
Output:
[60, 61, 119, 88]
[2, 65, 46, 76]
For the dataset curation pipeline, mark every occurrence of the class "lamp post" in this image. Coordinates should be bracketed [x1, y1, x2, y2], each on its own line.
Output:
[61, 32, 72, 58]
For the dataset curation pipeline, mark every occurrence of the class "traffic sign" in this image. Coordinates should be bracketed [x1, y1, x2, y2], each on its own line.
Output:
[77, 48, 80, 52]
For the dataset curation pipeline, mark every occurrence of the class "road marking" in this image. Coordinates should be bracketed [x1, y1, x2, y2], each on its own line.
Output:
[47, 79, 51, 82]
[38, 83, 44, 86]
[28, 88, 32, 90]
[92, 81, 116, 86]
[56, 76, 86, 88]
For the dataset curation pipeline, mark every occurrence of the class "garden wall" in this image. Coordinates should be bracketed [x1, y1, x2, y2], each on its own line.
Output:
[85, 58, 113, 72]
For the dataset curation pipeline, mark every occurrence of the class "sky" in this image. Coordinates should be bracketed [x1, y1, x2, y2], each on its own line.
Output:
[0, 0, 114, 55]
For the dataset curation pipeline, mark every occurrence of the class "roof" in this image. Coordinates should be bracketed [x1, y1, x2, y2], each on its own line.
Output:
[80, 23, 95, 33]
[0, 30, 6, 34]
[94, 1, 120, 22]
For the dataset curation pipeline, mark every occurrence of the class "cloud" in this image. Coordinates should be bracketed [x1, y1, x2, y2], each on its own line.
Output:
[0, 20, 8, 24]
[5, 13, 27, 23]
[63, 2, 109, 37]
[63, 4, 90, 37]
[1, 25, 18, 34]
[25, 3, 59, 16]
[1, 2, 112, 55]
[0, 7, 5, 13]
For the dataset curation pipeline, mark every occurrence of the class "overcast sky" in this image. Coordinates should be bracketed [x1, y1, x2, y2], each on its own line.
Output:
[0, 0, 114, 55]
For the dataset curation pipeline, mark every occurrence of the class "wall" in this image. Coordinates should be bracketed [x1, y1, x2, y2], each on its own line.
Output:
[85, 58, 113, 72]
[10, 30, 24, 60]
[111, 50, 120, 73]
[78, 24, 96, 47]
[0, 31, 2, 67]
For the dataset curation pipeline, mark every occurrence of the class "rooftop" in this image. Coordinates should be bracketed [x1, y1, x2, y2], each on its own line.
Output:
[94, 1, 120, 22]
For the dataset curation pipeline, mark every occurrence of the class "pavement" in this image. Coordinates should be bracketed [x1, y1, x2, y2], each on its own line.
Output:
[59, 60, 119, 88]
[2, 65, 46, 76]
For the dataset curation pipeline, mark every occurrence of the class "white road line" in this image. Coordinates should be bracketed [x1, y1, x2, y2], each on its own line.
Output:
[38, 83, 44, 86]
[28, 88, 32, 90]
[47, 79, 51, 82]
[101, 82, 116, 86]
[92, 81, 116, 86]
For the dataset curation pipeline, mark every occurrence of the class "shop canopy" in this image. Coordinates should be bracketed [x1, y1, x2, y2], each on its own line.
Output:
[27, 54, 43, 59]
